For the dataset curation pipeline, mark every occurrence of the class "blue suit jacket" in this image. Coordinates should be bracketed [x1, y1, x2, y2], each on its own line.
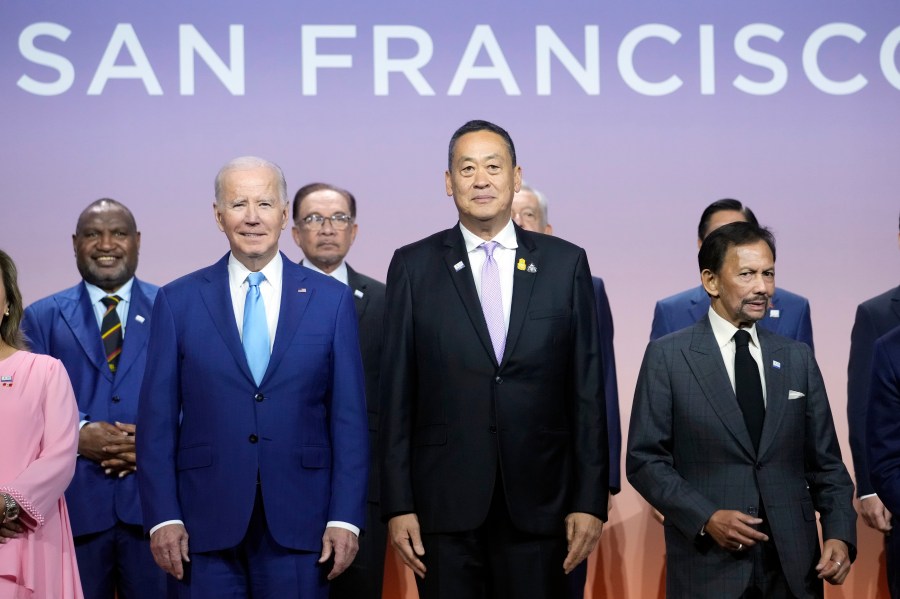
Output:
[136, 253, 368, 553]
[22, 278, 158, 537]
[867, 324, 900, 515]
[847, 285, 900, 496]
[593, 277, 621, 493]
[650, 285, 814, 350]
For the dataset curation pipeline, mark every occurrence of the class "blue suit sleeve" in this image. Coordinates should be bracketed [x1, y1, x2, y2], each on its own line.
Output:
[796, 298, 815, 352]
[867, 335, 900, 515]
[650, 301, 668, 341]
[594, 278, 621, 494]
[848, 304, 878, 496]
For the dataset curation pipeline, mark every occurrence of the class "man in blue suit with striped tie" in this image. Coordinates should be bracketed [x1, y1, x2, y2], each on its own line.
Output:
[23, 198, 165, 599]
[137, 157, 369, 598]
[650, 199, 814, 350]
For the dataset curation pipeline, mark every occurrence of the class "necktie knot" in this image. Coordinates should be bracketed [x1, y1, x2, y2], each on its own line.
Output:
[101, 295, 122, 309]
[480, 241, 499, 259]
[247, 272, 266, 288]
[734, 329, 751, 348]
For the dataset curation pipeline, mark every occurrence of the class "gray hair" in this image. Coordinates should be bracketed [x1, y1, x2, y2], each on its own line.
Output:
[519, 181, 549, 224]
[214, 156, 287, 206]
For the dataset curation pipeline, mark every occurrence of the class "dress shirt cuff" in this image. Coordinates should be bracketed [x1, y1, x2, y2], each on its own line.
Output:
[150, 520, 185, 537]
[79, 420, 89, 430]
[859, 493, 878, 500]
[326, 521, 360, 536]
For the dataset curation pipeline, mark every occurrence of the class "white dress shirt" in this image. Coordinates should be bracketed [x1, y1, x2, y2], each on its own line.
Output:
[85, 277, 134, 337]
[459, 219, 517, 333]
[708, 307, 767, 405]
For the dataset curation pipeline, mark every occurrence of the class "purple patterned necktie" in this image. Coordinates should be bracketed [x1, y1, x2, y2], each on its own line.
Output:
[480, 241, 506, 362]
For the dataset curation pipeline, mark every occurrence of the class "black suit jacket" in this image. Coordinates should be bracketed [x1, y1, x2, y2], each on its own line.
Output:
[847, 285, 900, 496]
[346, 264, 386, 504]
[380, 224, 608, 535]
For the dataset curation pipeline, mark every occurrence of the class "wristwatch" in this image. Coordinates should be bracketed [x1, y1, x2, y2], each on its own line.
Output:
[2, 493, 20, 521]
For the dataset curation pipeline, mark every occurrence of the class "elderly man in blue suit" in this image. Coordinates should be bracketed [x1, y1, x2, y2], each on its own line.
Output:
[651, 199, 814, 350]
[23, 198, 165, 599]
[137, 156, 369, 598]
[511, 183, 621, 599]
[867, 324, 900, 599]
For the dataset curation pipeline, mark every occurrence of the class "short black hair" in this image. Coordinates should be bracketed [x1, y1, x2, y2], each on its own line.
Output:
[76, 198, 138, 235]
[698, 221, 776, 274]
[447, 120, 516, 171]
[292, 183, 357, 222]
[697, 198, 758, 240]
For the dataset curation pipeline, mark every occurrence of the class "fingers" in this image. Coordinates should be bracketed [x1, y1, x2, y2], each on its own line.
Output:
[817, 540, 850, 585]
[0, 520, 24, 542]
[320, 528, 359, 580]
[563, 513, 603, 574]
[388, 515, 427, 578]
[150, 525, 189, 580]
[859, 496, 892, 533]
[706, 510, 768, 550]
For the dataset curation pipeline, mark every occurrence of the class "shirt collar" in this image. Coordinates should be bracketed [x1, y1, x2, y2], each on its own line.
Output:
[84, 277, 134, 305]
[459, 219, 519, 253]
[228, 252, 283, 289]
[708, 306, 760, 350]
[302, 259, 349, 286]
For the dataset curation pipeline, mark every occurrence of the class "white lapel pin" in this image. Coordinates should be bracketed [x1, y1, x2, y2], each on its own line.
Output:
[526, 263, 537, 273]
[354, 289, 364, 299]
[769, 309, 780, 318]
[453, 261, 465, 272]
[772, 360, 781, 369]
[298, 288, 307, 293]
[134, 315, 145, 324]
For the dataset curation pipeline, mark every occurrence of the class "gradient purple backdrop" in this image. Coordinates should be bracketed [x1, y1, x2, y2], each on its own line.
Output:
[2, 2, 898, 596]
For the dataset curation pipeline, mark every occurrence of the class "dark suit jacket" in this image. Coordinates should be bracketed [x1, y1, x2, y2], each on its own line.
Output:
[651, 285, 814, 350]
[627, 316, 856, 598]
[593, 277, 621, 493]
[346, 264, 386, 503]
[137, 253, 368, 553]
[380, 224, 609, 535]
[847, 285, 900, 496]
[22, 278, 158, 537]
[867, 324, 900, 515]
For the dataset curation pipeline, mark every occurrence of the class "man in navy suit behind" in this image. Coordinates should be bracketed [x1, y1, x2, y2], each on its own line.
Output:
[23, 199, 165, 599]
[511, 183, 621, 599]
[137, 157, 369, 598]
[651, 199, 814, 350]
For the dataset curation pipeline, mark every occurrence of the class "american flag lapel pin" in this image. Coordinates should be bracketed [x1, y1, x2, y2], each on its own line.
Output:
[453, 261, 465, 272]
[772, 360, 781, 369]
[1, 375, 13, 388]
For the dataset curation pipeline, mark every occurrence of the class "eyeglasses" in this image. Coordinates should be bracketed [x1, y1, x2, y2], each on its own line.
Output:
[300, 214, 354, 231]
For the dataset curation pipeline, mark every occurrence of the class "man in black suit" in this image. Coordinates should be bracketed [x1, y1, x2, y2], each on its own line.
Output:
[291, 182, 386, 599]
[380, 120, 608, 599]
[847, 214, 900, 597]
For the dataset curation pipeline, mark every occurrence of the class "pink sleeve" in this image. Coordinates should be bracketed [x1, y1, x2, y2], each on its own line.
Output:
[2, 358, 79, 528]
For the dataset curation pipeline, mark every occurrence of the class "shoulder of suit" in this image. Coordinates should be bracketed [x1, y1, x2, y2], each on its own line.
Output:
[161, 262, 220, 294]
[25, 282, 84, 312]
[133, 278, 160, 300]
[521, 228, 584, 256]
[394, 228, 453, 256]
[655, 285, 704, 308]
[348, 268, 386, 293]
[771, 286, 810, 308]
[858, 285, 900, 314]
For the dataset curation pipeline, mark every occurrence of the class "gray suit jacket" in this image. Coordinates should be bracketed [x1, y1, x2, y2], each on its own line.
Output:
[627, 316, 856, 598]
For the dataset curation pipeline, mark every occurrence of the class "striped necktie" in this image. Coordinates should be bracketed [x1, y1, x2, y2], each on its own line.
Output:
[100, 295, 124, 373]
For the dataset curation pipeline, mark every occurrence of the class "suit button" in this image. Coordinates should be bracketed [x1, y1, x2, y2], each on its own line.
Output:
[489, 425, 497, 433]
[255, 393, 264, 402]
[495, 377, 502, 384]
[249, 434, 258, 443]
[111, 396, 121, 403]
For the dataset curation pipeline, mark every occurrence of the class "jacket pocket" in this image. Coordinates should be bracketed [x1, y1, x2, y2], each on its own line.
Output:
[177, 444, 212, 471]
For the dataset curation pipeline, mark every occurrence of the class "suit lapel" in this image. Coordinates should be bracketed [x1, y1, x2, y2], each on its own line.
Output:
[758, 330, 788, 457]
[114, 279, 152, 382]
[265, 254, 313, 384]
[442, 227, 498, 365]
[59, 285, 111, 381]
[199, 255, 256, 384]
[346, 265, 369, 321]
[503, 228, 537, 367]
[683, 317, 756, 457]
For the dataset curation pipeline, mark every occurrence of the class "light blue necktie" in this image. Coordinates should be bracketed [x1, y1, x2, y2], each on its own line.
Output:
[242, 272, 270, 385]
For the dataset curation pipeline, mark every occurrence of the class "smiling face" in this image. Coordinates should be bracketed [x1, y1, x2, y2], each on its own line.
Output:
[73, 202, 141, 293]
[702, 240, 775, 328]
[215, 165, 289, 271]
[445, 130, 522, 240]
[291, 189, 358, 274]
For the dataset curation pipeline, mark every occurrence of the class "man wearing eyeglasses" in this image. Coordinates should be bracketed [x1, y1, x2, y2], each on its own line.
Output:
[291, 183, 387, 599]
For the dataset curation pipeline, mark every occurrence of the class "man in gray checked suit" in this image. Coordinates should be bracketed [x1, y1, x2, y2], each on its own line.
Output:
[627, 221, 856, 598]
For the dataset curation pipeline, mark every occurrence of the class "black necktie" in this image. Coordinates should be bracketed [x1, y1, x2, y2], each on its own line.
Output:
[734, 329, 765, 451]
[100, 296, 124, 373]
